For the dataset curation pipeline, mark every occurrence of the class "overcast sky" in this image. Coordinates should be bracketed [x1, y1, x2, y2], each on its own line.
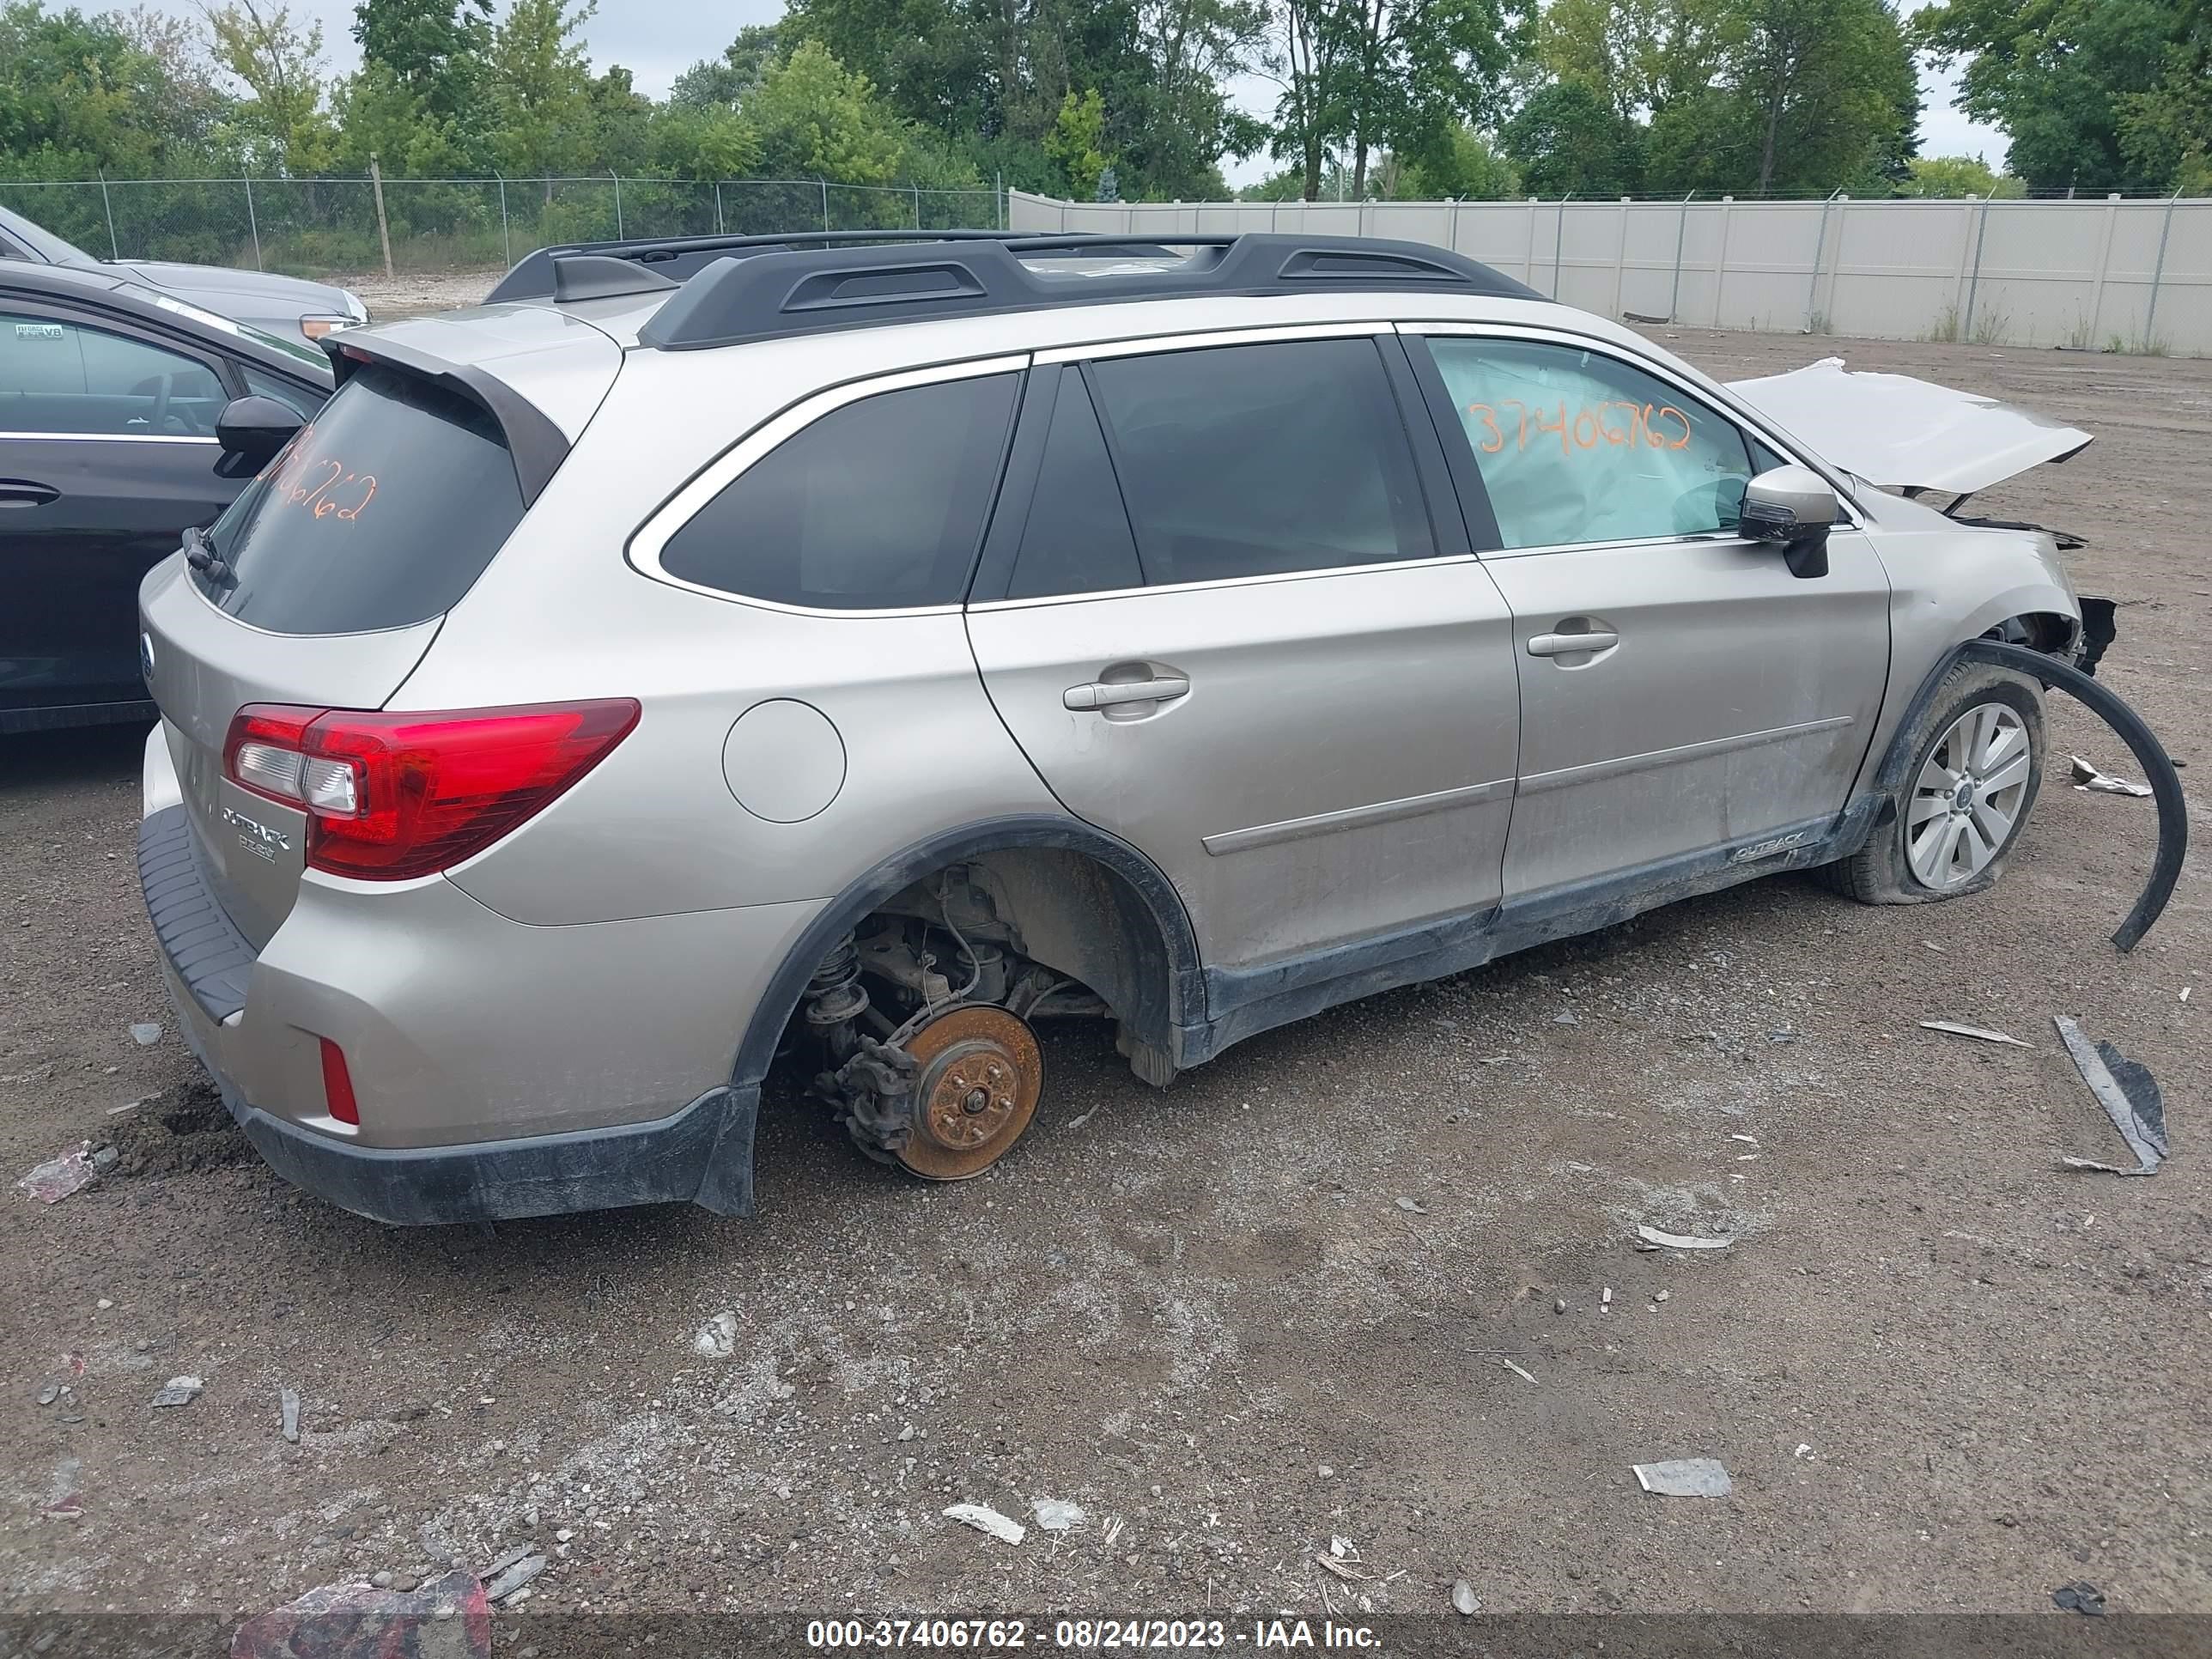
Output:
[131, 0, 2012, 184]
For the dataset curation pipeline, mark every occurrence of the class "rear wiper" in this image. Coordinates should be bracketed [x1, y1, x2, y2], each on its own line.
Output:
[182, 525, 233, 586]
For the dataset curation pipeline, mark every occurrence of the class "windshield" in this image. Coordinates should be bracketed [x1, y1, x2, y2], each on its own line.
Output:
[0, 203, 97, 266]
[197, 363, 526, 634]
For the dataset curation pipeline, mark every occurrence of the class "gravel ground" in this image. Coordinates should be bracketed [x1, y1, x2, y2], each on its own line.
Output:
[3, 331, 2209, 1634]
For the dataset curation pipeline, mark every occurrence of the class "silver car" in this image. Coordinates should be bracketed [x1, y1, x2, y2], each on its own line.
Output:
[134, 230, 2112, 1224]
[0, 202, 368, 345]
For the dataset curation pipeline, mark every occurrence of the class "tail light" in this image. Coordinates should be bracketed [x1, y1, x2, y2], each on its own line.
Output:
[222, 700, 640, 881]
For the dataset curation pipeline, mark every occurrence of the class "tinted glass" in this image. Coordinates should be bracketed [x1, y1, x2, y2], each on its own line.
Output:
[240, 363, 328, 419]
[659, 374, 1018, 609]
[1085, 338, 1432, 586]
[1428, 337, 1757, 550]
[0, 312, 225, 435]
[1006, 374, 1144, 599]
[196, 364, 526, 634]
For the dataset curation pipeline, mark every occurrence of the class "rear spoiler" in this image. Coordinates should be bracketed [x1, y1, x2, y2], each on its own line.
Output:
[322, 336, 570, 508]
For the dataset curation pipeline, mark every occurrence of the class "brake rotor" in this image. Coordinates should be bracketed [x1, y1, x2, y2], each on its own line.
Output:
[896, 1005, 1043, 1181]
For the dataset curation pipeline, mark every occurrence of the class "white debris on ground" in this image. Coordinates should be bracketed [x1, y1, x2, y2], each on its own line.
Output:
[1030, 1498, 1086, 1531]
[942, 1502, 1026, 1545]
[16, 1146, 97, 1203]
[1633, 1458, 1733, 1498]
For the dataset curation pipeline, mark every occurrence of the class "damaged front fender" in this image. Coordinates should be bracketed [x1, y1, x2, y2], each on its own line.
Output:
[1883, 639, 2185, 951]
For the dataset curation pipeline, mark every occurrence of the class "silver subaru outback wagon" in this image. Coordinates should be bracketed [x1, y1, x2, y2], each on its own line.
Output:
[135, 229, 2097, 1225]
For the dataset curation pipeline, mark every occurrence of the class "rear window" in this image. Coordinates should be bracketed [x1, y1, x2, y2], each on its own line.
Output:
[194, 364, 525, 634]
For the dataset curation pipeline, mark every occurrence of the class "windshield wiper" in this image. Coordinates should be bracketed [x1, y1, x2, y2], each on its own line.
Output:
[182, 524, 233, 586]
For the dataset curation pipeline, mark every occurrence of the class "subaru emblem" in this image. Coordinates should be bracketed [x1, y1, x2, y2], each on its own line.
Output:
[139, 631, 155, 684]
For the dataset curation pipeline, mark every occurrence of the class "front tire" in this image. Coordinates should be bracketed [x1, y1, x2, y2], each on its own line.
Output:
[1830, 662, 2045, 905]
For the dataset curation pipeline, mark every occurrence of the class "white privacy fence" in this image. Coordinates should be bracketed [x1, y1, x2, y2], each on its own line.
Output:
[1010, 189, 2212, 356]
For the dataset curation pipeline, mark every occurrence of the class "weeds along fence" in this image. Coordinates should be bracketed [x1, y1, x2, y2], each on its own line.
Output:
[1012, 189, 2212, 356]
[0, 176, 1008, 280]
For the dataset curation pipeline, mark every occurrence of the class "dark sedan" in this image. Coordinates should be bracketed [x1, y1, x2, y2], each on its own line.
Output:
[2, 261, 331, 734]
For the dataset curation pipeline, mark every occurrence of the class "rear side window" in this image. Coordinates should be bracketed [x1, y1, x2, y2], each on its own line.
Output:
[1085, 338, 1433, 587]
[1006, 373, 1144, 600]
[197, 365, 525, 634]
[656, 373, 1019, 610]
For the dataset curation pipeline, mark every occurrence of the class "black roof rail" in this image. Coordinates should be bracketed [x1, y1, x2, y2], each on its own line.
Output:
[631, 232, 1541, 352]
[485, 228, 1032, 304]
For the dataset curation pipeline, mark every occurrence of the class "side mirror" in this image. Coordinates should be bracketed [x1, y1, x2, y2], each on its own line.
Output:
[215, 395, 303, 465]
[1741, 465, 1838, 579]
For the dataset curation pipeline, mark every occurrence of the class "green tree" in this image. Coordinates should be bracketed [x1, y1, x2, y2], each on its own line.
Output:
[204, 0, 336, 173]
[1395, 121, 1518, 196]
[1917, 0, 2209, 193]
[482, 0, 594, 176]
[1537, 0, 1733, 121]
[670, 23, 784, 109]
[351, 0, 489, 127]
[1261, 0, 1357, 198]
[0, 1, 216, 177]
[2118, 0, 2211, 191]
[781, 0, 997, 139]
[1117, 0, 1270, 198]
[331, 57, 476, 173]
[1501, 80, 1644, 195]
[741, 38, 907, 183]
[1901, 153, 2025, 196]
[1729, 0, 1916, 192]
[1043, 85, 1110, 196]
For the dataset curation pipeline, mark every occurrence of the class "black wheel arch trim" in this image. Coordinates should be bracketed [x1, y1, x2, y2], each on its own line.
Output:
[729, 814, 1207, 1092]
[1872, 637, 2185, 951]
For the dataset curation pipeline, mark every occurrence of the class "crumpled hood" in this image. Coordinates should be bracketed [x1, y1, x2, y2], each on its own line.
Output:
[1726, 356, 2093, 495]
[113, 258, 356, 319]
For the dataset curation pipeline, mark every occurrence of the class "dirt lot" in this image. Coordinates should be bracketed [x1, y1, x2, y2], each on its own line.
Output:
[4, 330, 2211, 1640]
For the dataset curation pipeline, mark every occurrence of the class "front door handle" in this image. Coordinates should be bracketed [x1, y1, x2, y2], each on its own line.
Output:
[0, 479, 59, 508]
[1528, 629, 1620, 657]
[1064, 676, 1190, 711]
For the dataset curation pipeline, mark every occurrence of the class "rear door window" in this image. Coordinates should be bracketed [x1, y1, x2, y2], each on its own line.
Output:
[654, 372, 1019, 610]
[1004, 373, 1144, 600]
[196, 364, 526, 634]
[1084, 337, 1433, 587]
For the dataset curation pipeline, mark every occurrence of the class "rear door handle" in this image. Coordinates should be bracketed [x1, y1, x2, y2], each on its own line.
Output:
[1063, 676, 1190, 711]
[1528, 630, 1619, 657]
[0, 479, 59, 508]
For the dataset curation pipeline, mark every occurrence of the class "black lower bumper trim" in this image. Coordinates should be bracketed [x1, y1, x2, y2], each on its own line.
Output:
[225, 1076, 759, 1226]
[160, 993, 757, 1225]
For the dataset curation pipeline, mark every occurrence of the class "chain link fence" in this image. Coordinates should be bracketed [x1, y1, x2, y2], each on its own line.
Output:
[0, 176, 1009, 279]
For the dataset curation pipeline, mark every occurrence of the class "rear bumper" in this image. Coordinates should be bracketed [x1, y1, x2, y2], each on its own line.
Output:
[160, 981, 757, 1225]
[136, 726, 811, 1225]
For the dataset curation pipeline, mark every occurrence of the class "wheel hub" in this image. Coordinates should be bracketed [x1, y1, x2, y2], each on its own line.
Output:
[1905, 701, 2033, 890]
[896, 1005, 1043, 1181]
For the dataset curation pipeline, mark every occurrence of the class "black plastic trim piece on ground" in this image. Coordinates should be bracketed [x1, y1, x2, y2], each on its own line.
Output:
[1955, 638, 2185, 951]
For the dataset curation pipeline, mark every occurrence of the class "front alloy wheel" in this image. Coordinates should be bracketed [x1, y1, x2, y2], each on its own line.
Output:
[1905, 702, 2033, 890]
